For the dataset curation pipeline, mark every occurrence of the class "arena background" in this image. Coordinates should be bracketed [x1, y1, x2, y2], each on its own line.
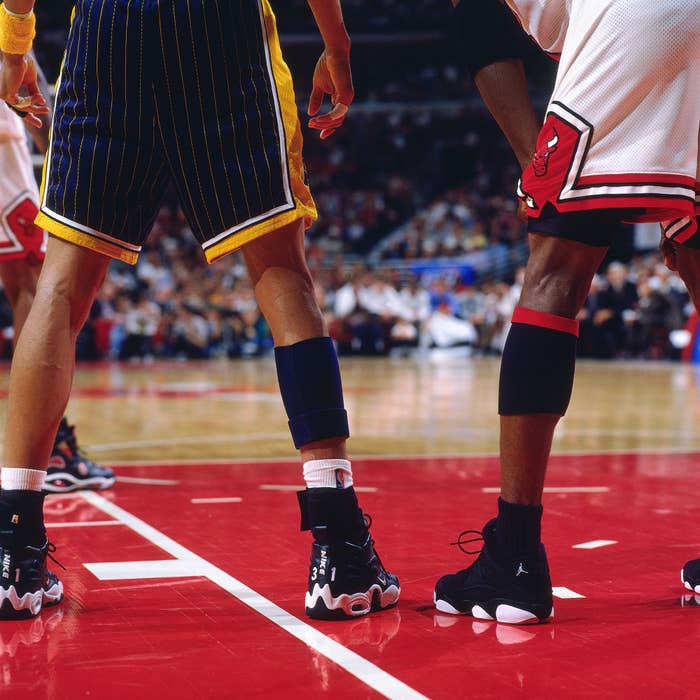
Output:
[16, 1, 692, 365]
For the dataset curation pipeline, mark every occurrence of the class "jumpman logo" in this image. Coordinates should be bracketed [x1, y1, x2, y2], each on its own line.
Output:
[515, 562, 529, 577]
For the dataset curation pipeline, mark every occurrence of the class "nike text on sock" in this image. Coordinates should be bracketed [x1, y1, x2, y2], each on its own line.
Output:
[303, 459, 353, 489]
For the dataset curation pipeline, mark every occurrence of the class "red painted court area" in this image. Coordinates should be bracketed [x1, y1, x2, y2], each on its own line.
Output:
[3, 452, 700, 699]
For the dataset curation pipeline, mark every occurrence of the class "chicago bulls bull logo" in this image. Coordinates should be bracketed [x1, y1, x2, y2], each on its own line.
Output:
[532, 129, 559, 177]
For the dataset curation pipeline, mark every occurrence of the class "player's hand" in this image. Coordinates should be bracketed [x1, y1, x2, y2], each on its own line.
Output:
[0, 52, 48, 128]
[308, 49, 353, 140]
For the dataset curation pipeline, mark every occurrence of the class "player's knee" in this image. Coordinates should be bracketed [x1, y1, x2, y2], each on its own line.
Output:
[34, 275, 89, 335]
[521, 274, 588, 317]
[243, 221, 309, 286]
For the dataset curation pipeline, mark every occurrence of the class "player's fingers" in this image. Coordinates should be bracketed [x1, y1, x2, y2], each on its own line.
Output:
[24, 58, 47, 106]
[308, 85, 324, 116]
[9, 95, 49, 114]
[23, 112, 43, 128]
[320, 126, 339, 140]
[308, 102, 348, 129]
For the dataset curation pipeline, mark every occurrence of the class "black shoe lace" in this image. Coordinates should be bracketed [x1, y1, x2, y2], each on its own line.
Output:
[47, 542, 66, 571]
[361, 513, 389, 576]
[450, 529, 486, 555]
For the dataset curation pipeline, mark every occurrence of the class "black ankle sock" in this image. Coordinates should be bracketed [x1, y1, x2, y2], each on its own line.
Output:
[495, 497, 542, 557]
[0, 491, 47, 547]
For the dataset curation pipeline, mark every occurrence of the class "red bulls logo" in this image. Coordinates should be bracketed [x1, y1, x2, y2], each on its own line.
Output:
[532, 129, 559, 177]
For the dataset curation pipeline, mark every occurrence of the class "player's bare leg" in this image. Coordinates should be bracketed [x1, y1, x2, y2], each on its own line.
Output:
[0, 250, 114, 492]
[243, 219, 399, 618]
[435, 233, 607, 623]
[499, 233, 608, 504]
[0, 259, 40, 346]
[243, 219, 347, 463]
[0, 237, 109, 618]
[4, 237, 110, 469]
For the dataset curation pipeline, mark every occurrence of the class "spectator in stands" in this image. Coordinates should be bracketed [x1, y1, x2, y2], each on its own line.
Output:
[171, 305, 210, 360]
[119, 289, 161, 361]
[587, 262, 639, 359]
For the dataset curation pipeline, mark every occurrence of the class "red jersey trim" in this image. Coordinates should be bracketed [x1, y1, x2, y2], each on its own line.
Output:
[519, 102, 698, 237]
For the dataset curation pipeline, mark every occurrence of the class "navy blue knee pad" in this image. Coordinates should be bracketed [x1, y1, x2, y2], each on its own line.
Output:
[274, 337, 350, 448]
[499, 307, 578, 416]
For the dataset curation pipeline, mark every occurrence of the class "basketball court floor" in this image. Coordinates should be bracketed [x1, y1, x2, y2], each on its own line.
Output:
[1, 356, 699, 698]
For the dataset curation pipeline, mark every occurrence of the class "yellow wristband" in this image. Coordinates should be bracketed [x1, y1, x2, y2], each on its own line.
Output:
[0, 3, 35, 56]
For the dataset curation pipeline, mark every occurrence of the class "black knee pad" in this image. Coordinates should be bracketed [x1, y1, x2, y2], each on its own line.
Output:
[499, 308, 578, 416]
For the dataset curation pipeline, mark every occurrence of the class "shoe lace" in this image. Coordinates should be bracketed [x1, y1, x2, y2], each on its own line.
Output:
[450, 529, 486, 555]
[361, 513, 389, 575]
[47, 542, 66, 571]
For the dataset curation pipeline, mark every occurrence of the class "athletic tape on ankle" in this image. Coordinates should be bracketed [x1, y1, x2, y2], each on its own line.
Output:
[1, 467, 46, 491]
[274, 337, 349, 449]
[499, 307, 578, 415]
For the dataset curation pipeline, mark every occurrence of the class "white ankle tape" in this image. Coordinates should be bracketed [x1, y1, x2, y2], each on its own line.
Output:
[1, 468, 46, 492]
[303, 459, 353, 489]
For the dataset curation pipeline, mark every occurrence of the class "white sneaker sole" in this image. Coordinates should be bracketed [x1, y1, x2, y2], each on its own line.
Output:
[0, 580, 64, 619]
[44, 473, 116, 493]
[306, 582, 400, 618]
[681, 569, 700, 594]
[434, 593, 553, 625]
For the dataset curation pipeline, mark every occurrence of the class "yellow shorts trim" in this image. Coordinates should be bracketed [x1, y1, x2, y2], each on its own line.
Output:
[205, 204, 316, 263]
[35, 211, 139, 265]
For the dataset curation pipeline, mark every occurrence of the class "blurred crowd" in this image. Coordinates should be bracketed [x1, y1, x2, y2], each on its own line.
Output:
[0, 217, 686, 362]
[317, 255, 690, 360]
[302, 108, 523, 258]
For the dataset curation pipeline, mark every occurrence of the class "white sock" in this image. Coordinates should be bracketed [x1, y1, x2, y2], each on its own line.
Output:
[303, 459, 353, 489]
[1, 468, 46, 492]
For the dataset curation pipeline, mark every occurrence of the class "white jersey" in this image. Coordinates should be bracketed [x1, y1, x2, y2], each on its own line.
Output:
[507, 0, 700, 242]
[0, 101, 28, 142]
[0, 103, 47, 260]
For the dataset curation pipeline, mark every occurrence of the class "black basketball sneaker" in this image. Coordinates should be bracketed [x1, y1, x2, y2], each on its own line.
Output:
[0, 539, 63, 620]
[434, 518, 553, 624]
[682, 558, 700, 593]
[45, 418, 115, 493]
[298, 488, 400, 620]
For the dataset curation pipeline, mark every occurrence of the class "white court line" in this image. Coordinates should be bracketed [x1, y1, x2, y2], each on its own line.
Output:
[482, 487, 610, 494]
[572, 540, 618, 550]
[552, 587, 585, 599]
[259, 485, 378, 493]
[117, 476, 180, 486]
[80, 492, 427, 700]
[46, 520, 120, 528]
[87, 560, 196, 581]
[190, 497, 242, 504]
